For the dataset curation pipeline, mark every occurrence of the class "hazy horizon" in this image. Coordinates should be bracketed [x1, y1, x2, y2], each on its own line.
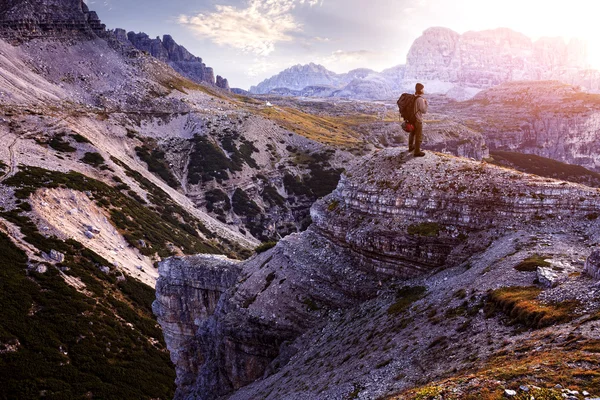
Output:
[90, 0, 600, 90]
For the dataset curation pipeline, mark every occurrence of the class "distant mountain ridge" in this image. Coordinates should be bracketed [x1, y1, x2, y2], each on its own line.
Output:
[251, 27, 600, 100]
[249, 63, 395, 100]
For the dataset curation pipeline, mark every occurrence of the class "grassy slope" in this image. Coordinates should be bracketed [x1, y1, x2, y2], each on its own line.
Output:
[0, 228, 176, 399]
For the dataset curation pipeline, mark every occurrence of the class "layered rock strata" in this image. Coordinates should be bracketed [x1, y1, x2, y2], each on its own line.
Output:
[312, 150, 600, 276]
[0, 0, 106, 41]
[444, 81, 600, 172]
[153, 255, 242, 393]
[154, 149, 600, 399]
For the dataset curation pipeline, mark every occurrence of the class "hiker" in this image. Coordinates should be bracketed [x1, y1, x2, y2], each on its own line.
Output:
[410, 83, 428, 157]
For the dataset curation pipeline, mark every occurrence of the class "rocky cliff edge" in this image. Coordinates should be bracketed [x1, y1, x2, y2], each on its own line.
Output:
[154, 149, 600, 399]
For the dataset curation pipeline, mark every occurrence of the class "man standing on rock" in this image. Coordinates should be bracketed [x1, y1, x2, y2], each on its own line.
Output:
[410, 83, 428, 157]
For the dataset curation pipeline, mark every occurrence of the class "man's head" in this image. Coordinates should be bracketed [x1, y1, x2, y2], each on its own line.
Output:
[415, 83, 424, 95]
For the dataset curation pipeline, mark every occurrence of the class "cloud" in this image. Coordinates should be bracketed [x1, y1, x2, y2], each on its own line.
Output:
[326, 49, 382, 63]
[317, 49, 397, 73]
[178, 0, 322, 55]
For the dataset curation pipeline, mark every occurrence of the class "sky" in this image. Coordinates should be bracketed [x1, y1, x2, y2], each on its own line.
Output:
[88, 0, 600, 90]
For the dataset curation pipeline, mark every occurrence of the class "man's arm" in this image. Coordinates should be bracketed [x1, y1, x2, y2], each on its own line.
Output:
[419, 97, 428, 114]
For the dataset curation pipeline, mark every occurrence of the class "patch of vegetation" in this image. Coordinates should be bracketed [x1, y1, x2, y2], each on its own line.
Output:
[70, 133, 91, 144]
[188, 136, 234, 184]
[283, 173, 312, 196]
[255, 242, 277, 254]
[205, 189, 231, 214]
[514, 254, 551, 272]
[4, 166, 221, 258]
[220, 132, 259, 169]
[388, 286, 427, 315]
[303, 298, 320, 311]
[81, 152, 105, 167]
[395, 341, 600, 399]
[232, 188, 262, 218]
[327, 199, 340, 211]
[258, 106, 365, 148]
[0, 227, 175, 399]
[407, 222, 441, 237]
[49, 134, 76, 153]
[135, 144, 179, 189]
[232, 188, 267, 240]
[490, 151, 600, 187]
[485, 286, 579, 329]
[261, 184, 286, 207]
[283, 151, 343, 199]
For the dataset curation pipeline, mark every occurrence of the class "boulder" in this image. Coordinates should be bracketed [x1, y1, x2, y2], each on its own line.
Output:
[49, 249, 65, 263]
[585, 249, 600, 280]
[537, 267, 560, 287]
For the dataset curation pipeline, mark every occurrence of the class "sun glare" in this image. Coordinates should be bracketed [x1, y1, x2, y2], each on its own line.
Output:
[449, 0, 600, 69]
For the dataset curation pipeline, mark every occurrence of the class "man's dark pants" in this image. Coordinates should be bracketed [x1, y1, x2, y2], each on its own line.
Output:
[408, 121, 423, 153]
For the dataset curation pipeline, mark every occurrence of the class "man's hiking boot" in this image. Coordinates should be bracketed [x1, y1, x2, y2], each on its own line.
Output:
[408, 147, 414, 152]
[413, 151, 425, 157]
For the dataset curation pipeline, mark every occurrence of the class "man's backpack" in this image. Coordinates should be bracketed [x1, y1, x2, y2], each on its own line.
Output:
[397, 93, 417, 124]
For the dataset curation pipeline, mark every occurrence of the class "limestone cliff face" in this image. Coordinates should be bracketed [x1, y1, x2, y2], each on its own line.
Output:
[126, 32, 217, 85]
[0, 0, 106, 41]
[445, 81, 600, 172]
[154, 149, 600, 399]
[404, 27, 596, 93]
[312, 150, 600, 276]
[153, 255, 242, 394]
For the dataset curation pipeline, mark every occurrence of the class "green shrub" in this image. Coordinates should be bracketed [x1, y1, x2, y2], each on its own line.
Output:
[255, 242, 277, 254]
[388, 286, 427, 315]
[81, 152, 105, 167]
[0, 229, 176, 399]
[407, 222, 440, 237]
[70, 133, 91, 144]
[134, 145, 179, 188]
[514, 254, 551, 272]
[49, 135, 76, 153]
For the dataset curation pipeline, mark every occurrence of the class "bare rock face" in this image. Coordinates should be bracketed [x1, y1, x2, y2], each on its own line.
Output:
[312, 150, 600, 276]
[216, 75, 230, 91]
[153, 255, 242, 394]
[403, 27, 596, 94]
[126, 32, 217, 85]
[585, 249, 600, 280]
[0, 0, 106, 41]
[155, 149, 600, 400]
[444, 81, 600, 172]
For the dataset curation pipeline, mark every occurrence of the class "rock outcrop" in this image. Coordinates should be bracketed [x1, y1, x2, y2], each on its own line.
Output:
[585, 249, 600, 280]
[216, 75, 230, 91]
[126, 32, 217, 85]
[154, 149, 600, 400]
[443, 80, 600, 172]
[153, 255, 242, 394]
[403, 27, 597, 94]
[0, 0, 106, 41]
